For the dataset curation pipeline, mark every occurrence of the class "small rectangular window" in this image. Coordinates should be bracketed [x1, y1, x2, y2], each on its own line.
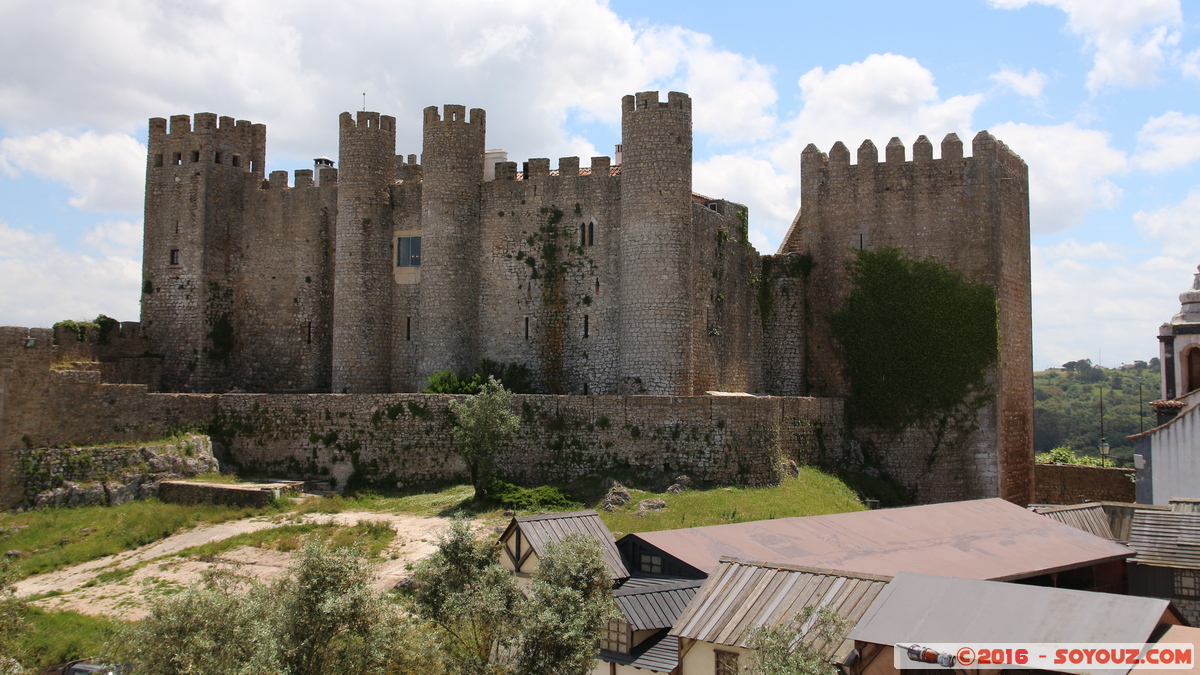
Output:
[406, 317, 411, 341]
[580, 223, 586, 248]
[525, 317, 530, 340]
[639, 553, 662, 574]
[170, 249, 180, 265]
[397, 236, 421, 267]
[588, 222, 595, 246]
[214, 152, 222, 165]
[190, 150, 199, 163]
[715, 650, 739, 675]
[232, 155, 241, 168]
[583, 314, 589, 338]
[305, 321, 312, 344]
[172, 152, 182, 166]
[154, 154, 164, 167]
[600, 620, 630, 654]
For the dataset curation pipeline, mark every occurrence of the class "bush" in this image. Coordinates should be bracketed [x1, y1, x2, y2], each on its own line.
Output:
[1035, 445, 1112, 467]
[424, 359, 536, 394]
[488, 481, 580, 511]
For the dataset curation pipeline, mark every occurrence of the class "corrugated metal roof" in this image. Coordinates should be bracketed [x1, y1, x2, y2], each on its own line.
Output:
[849, 572, 1174, 674]
[1130, 511, 1200, 570]
[600, 630, 679, 673]
[1171, 498, 1200, 514]
[625, 498, 1132, 580]
[614, 575, 704, 631]
[1031, 503, 1116, 539]
[500, 510, 630, 579]
[671, 558, 889, 656]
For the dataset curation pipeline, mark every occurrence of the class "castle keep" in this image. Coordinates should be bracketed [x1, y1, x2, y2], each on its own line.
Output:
[1, 90, 1034, 508]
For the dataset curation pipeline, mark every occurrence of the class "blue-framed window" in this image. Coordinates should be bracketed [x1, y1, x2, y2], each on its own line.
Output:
[397, 236, 421, 267]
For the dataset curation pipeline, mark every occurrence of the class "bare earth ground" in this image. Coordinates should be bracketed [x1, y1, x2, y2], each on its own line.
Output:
[14, 511, 463, 619]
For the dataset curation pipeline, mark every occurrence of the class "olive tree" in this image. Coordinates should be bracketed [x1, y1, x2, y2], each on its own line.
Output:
[744, 605, 850, 675]
[448, 376, 520, 502]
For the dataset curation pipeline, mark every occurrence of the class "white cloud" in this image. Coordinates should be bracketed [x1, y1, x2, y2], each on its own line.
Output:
[1184, 49, 1200, 79]
[990, 122, 1128, 234]
[0, 131, 145, 213]
[694, 154, 797, 249]
[990, 67, 1049, 99]
[987, 0, 1182, 92]
[779, 54, 981, 161]
[1134, 189, 1200, 260]
[0, 221, 140, 326]
[1031, 241, 1189, 368]
[1134, 111, 1200, 172]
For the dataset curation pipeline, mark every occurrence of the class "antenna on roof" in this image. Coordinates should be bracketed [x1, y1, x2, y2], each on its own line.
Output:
[362, 92, 367, 112]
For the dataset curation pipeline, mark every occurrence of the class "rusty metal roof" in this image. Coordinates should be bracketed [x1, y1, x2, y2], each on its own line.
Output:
[671, 558, 889, 657]
[614, 575, 704, 631]
[499, 510, 629, 579]
[1130, 511, 1200, 570]
[624, 498, 1133, 580]
[850, 572, 1176, 674]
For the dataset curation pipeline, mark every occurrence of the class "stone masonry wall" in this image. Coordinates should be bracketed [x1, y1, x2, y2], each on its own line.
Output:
[15, 435, 218, 509]
[1034, 463, 1136, 505]
[1, 326, 845, 508]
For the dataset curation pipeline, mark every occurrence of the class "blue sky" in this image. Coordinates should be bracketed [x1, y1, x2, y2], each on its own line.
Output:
[1, 0, 1197, 370]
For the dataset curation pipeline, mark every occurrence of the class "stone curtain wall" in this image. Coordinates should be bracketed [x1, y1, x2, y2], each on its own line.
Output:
[1, 326, 844, 506]
[16, 435, 218, 508]
[213, 393, 843, 491]
[1034, 463, 1136, 505]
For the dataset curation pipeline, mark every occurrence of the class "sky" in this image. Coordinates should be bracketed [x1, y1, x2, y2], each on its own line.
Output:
[0, 0, 1198, 370]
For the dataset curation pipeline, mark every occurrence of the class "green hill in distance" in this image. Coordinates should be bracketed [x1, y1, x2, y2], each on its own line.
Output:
[1034, 357, 1162, 467]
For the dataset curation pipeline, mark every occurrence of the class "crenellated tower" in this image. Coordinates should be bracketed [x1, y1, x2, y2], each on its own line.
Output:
[331, 111, 396, 393]
[618, 91, 694, 395]
[417, 105, 486, 383]
[141, 112, 265, 392]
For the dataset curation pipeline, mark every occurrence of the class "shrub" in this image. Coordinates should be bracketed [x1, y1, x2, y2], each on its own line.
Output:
[488, 481, 580, 511]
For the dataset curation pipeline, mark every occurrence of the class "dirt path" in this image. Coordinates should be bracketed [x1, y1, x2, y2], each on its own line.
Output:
[16, 511, 466, 619]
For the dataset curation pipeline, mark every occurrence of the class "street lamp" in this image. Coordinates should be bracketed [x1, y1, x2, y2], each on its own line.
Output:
[1099, 438, 1111, 467]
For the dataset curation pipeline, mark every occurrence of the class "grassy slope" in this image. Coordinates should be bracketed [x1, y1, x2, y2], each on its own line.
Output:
[0, 499, 284, 580]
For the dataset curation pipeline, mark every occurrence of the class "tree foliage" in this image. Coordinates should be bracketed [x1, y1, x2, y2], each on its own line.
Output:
[425, 360, 536, 394]
[0, 562, 27, 674]
[745, 604, 850, 675]
[110, 541, 440, 675]
[515, 535, 620, 675]
[1033, 359, 1161, 465]
[449, 377, 521, 502]
[828, 247, 998, 434]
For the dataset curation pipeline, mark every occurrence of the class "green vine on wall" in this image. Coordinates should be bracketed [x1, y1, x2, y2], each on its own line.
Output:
[829, 247, 998, 466]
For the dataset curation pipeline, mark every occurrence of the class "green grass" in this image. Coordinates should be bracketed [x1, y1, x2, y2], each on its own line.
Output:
[0, 499, 284, 580]
[293, 484, 488, 518]
[179, 521, 397, 561]
[173, 472, 262, 484]
[597, 467, 866, 537]
[15, 607, 125, 668]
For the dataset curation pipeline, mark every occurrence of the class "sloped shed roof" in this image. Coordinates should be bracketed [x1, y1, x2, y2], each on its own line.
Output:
[1032, 502, 1170, 542]
[499, 510, 629, 579]
[671, 558, 889, 656]
[626, 498, 1132, 579]
[615, 575, 704, 631]
[849, 572, 1179, 675]
[600, 632, 680, 673]
[1130, 510, 1200, 570]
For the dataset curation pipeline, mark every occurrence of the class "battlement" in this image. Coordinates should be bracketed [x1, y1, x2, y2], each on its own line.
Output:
[339, 111, 396, 133]
[148, 113, 265, 174]
[423, 104, 485, 127]
[622, 90, 691, 112]
[395, 154, 421, 181]
[492, 156, 617, 181]
[800, 130, 1024, 173]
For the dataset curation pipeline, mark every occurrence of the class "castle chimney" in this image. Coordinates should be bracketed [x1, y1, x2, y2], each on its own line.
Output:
[313, 157, 334, 186]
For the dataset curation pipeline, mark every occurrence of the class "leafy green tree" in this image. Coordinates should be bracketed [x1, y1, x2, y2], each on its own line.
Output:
[112, 542, 438, 675]
[745, 605, 850, 675]
[449, 377, 520, 502]
[409, 519, 522, 674]
[515, 534, 620, 675]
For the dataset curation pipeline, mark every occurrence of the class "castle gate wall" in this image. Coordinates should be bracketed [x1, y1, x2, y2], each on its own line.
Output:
[388, 171, 424, 392]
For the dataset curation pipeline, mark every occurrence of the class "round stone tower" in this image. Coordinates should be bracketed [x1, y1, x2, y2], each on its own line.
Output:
[331, 111, 396, 393]
[618, 91, 694, 395]
[417, 104, 485, 383]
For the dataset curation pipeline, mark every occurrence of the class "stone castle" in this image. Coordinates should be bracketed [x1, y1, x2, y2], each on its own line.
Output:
[0, 90, 1034, 508]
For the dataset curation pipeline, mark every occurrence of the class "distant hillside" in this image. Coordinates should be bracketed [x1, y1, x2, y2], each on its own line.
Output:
[1034, 358, 1162, 466]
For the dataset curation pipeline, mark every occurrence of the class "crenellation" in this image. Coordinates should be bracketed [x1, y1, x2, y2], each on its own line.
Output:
[829, 141, 851, 167]
[941, 132, 963, 160]
[857, 139, 878, 165]
[885, 137, 905, 163]
[590, 156, 611, 174]
[913, 135, 933, 162]
[294, 169, 313, 188]
[168, 114, 191, 134]
[495, 161, 518, 180]
[558, 156, 579, 176]
[269, 170, 288, 188]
